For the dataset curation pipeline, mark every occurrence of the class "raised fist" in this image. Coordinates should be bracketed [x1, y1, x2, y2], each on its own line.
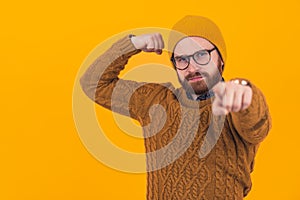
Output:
[130, 33, 165, 55]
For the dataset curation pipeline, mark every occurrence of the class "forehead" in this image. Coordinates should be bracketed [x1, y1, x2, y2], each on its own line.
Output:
[173, 36, 215, 56]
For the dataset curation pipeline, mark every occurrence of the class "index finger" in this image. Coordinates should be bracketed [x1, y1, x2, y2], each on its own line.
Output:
[212, 82, 226, 99]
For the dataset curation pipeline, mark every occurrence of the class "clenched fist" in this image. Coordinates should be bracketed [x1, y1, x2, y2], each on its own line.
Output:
[130, 33, 165, 55]
[212, 80, 253, 116]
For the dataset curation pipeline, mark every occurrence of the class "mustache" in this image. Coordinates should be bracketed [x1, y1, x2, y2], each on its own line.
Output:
[185, 71, 209, 80]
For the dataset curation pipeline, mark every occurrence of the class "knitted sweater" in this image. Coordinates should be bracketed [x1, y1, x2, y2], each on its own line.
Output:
[80, 36, 272, 200]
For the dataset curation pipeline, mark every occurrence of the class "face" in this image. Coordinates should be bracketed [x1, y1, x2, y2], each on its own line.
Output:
[173, 37, 224, 95]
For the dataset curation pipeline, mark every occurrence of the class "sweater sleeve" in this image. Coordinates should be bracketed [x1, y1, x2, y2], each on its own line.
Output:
[228, 83, 272, 144]
[79, 35, 173, 123]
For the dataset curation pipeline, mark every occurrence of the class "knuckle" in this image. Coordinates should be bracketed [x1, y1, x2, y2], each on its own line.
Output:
[232, 103, 240, 111]
[224, 103, 231, 110]
[149, 35, 155, 41]
[244, 101, 251, 108]
[227, 82, 234, 88]
[236, 85, 243, 91]
[245, 86, 252, 91]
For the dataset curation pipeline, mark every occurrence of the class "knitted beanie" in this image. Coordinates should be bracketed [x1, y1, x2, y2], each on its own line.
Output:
[168, 15, 227, 63]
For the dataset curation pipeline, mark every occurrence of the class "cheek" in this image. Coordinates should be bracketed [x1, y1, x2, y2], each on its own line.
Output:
[209, 56, 223, 74]
[176, 70, 186, 80]
[206, 63, 219, 75]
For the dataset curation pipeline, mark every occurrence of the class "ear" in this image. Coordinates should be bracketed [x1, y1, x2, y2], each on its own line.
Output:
[220, 60, 224, 71]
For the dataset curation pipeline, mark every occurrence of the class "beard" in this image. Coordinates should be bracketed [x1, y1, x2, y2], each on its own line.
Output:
[178, 70, 222, 95]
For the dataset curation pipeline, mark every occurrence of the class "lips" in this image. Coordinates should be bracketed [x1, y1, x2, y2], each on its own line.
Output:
[188, 76, 204, 82]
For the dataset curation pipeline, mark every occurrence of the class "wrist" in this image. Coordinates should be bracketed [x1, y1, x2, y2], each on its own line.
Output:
[129, 34, 139, 49]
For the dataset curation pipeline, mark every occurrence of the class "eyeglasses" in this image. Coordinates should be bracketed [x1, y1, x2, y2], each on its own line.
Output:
[171, 48, 216, 70]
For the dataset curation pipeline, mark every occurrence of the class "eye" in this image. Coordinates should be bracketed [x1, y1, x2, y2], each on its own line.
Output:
[175, 56, 189, 63]
[195, 51, 207, 58]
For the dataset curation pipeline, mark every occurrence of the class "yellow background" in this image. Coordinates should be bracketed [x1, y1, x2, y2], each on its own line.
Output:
[1, 0, 299, 199]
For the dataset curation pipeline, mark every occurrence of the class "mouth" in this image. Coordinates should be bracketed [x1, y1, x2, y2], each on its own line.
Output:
[188, 75, 204, 83]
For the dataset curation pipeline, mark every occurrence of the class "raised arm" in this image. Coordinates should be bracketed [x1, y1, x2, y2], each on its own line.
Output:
[80, 33, 166, 122]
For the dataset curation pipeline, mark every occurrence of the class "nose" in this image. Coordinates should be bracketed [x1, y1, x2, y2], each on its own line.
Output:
[186, 59, 199, 73]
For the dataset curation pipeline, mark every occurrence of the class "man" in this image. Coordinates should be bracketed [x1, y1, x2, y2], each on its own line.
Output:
[80, 15, 271, 199]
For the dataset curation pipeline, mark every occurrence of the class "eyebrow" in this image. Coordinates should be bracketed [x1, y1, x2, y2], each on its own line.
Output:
[174, 49, 208, 57]
[174, 54, 188, 58]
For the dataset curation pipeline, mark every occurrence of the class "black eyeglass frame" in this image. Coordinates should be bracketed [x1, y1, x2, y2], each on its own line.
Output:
[171, 47, 217, 70]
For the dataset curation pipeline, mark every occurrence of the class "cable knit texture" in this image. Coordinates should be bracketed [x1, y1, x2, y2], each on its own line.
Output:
[80, 36, 272, 200]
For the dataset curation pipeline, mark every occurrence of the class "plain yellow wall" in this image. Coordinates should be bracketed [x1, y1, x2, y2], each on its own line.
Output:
[1, 0, 299, 199]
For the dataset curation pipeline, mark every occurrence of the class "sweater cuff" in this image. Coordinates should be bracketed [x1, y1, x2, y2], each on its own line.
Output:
[230, 83, 270, 144]
[113, 35, 142, 58]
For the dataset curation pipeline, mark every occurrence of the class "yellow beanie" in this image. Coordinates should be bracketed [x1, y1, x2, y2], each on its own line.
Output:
[168, 15, 227, 63]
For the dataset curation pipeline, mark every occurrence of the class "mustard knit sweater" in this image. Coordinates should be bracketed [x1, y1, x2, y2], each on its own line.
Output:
[80, 36, 272, 200]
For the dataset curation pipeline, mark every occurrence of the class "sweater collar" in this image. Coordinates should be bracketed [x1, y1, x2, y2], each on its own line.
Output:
[173, 77, 225, 108]
[175, 87, 213, 108]
[186, 90, 215, 101]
